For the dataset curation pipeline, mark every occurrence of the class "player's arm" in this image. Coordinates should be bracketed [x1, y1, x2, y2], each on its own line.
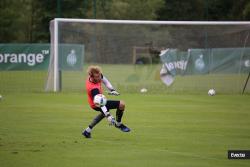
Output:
[101, 74, 120, 96]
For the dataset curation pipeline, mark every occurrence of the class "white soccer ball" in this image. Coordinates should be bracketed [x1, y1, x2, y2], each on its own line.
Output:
[140, 88, 147, 93]
[93, 94, 107, 107]
[208, 89, 216, 96]
[0, 95, 2, 100]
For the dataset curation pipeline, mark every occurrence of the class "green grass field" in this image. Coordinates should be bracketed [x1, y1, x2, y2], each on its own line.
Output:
[1, 64, 249, 94]
[0, 92, 249, 167]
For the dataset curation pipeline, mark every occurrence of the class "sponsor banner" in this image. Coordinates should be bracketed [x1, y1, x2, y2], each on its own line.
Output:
[186, 49, 210, 74]
[211, 48, 250, 74]
[159, 49, 189, 86]
[0, 44, 84, 71]
[59, 44, 84, 71]
[160, 49, 188, 76]
[0, 44, 50, 70]
[211, 48, 243, 73]
[160, 48, 250, 86]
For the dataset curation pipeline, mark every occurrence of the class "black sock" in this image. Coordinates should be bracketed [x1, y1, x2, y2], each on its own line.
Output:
[89, 113, 105, 129]
[116, 109, 124, 123]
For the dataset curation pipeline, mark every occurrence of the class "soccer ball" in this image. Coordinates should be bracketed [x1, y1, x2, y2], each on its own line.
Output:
[208, 89, 216, 96]
[94, 94, 107, 107]
[140, 88, 147, 93]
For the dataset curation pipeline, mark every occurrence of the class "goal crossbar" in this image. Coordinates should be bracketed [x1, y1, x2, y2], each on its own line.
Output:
[54, 18, 250, 25]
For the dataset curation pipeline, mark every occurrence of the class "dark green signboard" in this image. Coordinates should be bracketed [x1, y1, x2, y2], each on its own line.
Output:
[0, 44, 50, 70]
[0, 44, 84, 71]
[59, 44, 84, 71]
[160, 48, 250, 76]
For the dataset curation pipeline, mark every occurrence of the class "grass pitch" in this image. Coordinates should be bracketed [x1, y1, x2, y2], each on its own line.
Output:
[0, 93, 249, 167]
[1, 64, 249, 94]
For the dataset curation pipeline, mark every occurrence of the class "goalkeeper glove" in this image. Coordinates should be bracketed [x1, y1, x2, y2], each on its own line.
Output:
[107, 115, 116, 126]
[108, 90, 120, 96]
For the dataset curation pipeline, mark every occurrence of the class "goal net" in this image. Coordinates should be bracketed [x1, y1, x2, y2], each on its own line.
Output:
[46, 19, 250, 94]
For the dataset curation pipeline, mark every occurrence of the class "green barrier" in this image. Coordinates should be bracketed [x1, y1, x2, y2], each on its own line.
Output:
[160, 48, 250, 76]
[160, 49, 188, 76]
[0, 44, 84, 71]
[187, 49, 210, 74]
[59, 44, 84, 71]
[0, 44, 50, 70]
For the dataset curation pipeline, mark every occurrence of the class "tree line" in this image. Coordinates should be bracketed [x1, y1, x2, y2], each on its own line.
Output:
[0, 0, 250, 43]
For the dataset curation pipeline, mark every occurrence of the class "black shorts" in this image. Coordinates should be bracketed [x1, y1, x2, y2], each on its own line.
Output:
[93, 100, 120, 112]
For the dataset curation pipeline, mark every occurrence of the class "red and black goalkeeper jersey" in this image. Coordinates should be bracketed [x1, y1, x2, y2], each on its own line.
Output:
[86, 77, 103, 108]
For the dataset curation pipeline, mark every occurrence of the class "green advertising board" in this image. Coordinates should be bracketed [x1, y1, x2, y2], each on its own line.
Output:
[160, 49, 188, 76]
[186, 49, 210, 75]
[0, 44, 50, 70]
[160, 48, 250, 76]
[59, 44, 84, 71]
[0, 44, 84, 71]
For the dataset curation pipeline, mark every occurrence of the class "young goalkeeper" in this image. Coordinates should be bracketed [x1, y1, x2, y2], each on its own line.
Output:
[82, 65, 130, 138]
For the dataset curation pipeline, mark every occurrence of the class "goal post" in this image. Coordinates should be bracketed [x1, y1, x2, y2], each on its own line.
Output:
[47, 19, 250, 94]
[45, 20, 59, 92]
[46, 19, 84, 92]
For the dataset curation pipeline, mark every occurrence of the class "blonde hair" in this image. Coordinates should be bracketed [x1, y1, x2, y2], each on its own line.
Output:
[87, 65, 102, 76]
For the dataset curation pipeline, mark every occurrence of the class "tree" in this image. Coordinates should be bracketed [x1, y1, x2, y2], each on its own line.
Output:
[157, 0, 250, 21]
[156, 0, 205, 21]
[243, 2, 250, 19]
[0, 0, 20, 42]
[95, 0, 165, 20]
[1, 0, 250, 43]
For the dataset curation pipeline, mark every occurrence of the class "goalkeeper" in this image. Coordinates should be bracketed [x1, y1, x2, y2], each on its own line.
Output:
[82, 65, 130, 138]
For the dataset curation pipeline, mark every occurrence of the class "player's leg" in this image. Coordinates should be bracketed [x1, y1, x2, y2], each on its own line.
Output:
[106, 100, 130, 132]
[82, 109, 105, 138]
[116, 100, 125, 126]
[89, 113, 105, 128]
